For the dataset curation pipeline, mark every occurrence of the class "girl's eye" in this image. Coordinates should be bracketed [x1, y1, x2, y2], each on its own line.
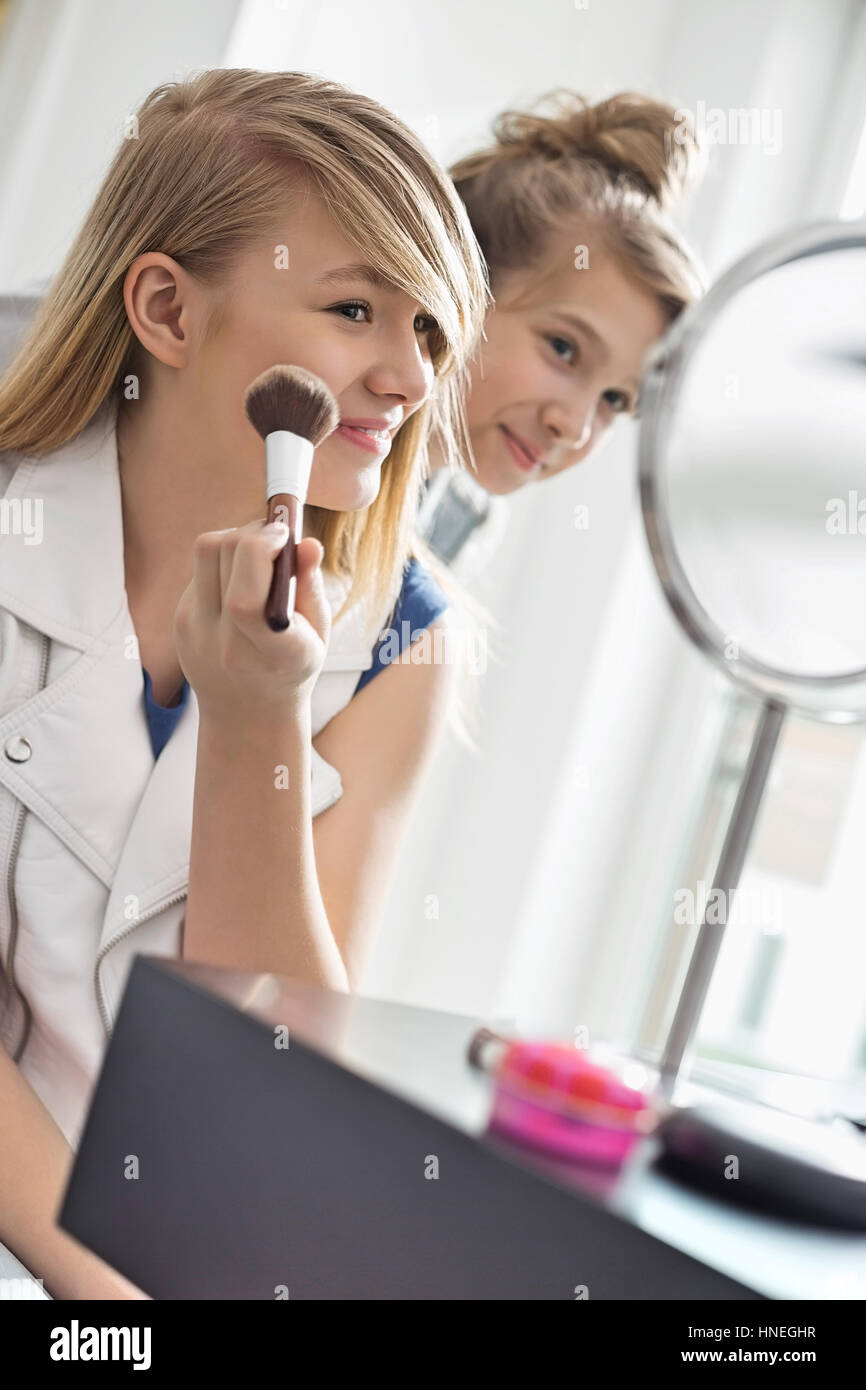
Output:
[547, 334, 576, 363]
[330, 299, 372, 323]
[545, 330, 634, 413]
[329, 302, 439, 340]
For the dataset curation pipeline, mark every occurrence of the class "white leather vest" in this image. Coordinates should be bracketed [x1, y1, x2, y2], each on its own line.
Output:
[0, 402, 383, 1146]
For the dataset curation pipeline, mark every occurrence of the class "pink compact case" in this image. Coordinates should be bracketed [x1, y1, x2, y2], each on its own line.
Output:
[469, 1032, 658, 1168]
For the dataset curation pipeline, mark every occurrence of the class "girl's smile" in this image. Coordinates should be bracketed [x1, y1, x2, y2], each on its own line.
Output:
[334, 419, 399, 455]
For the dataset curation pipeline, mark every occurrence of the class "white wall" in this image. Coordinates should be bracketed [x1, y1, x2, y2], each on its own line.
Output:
[226, 0, 680, 170]
[0, 0, 239, 287]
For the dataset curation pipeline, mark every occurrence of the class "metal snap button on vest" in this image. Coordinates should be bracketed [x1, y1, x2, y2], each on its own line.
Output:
[4, 736, 32, 763]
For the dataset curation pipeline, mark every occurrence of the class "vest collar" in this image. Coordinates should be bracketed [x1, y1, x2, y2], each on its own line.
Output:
[0, 402, 126, 648]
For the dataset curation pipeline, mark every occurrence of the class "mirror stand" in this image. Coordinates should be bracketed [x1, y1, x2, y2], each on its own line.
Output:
[657, 699, 786, 1099]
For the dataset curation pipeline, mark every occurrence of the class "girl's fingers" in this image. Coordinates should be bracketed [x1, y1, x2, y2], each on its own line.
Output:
[292, 537, 330, 643]
[221, 521, 290, 624]
[190, 520, 269, 621]
[218, 528, 244, 603]
[179, 521, 329, 707]
[191, 530, 228, 622]
[191, 522, 325, 652]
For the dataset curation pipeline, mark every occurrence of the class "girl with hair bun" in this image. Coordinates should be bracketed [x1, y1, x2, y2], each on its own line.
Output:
[417, 90, 708, 577]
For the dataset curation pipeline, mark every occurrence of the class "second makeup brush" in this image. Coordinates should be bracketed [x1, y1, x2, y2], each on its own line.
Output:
[244, 364, 339, 631]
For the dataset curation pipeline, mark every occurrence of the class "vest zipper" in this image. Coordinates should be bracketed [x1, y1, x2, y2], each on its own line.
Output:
[94, 887, 188, 1037]
[5, 630, 51, 1061]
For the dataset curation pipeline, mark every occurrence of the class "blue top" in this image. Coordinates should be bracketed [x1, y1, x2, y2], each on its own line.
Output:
[353, 558, 449, 696]
[142, 667, 190, 760]
[140, 557, 448, 757]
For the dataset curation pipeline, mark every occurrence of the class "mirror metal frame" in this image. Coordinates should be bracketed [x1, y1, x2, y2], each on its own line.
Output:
[638, 219, 866, 723]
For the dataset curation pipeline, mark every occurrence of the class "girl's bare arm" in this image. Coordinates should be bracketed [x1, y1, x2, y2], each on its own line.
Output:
[182, 696, 349, 990]
[312, 613, 458, 989]
[0, 1040, 150, 1300]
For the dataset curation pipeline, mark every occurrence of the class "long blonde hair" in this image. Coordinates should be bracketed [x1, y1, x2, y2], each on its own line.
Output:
[0, 68, 490, 633]
[449, 90, 707, 330]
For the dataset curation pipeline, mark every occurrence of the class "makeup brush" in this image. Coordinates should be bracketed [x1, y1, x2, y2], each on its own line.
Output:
[244, 365, 339, 631]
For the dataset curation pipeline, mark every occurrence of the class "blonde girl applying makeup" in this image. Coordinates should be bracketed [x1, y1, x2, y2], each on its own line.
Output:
[418, 91, 707, 579]
[0, 69, 487, 1298]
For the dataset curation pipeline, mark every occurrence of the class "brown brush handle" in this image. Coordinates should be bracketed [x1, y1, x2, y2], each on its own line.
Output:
[265, 493, 301, 631]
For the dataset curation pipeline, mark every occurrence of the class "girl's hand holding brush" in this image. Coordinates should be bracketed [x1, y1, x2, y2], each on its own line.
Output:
[174, 365, 339, 726]
[174, 520, 331, 725]
[176, 365, 349, 992]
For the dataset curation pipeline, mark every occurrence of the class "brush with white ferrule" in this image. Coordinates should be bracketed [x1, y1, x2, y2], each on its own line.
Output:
[244, 364, 339, 631]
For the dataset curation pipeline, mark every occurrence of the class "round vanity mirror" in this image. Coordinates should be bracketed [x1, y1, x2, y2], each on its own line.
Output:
[637, 222, 866, 1093]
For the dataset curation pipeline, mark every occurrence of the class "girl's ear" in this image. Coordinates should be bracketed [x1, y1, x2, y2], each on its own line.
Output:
[122, 252, 202, 371]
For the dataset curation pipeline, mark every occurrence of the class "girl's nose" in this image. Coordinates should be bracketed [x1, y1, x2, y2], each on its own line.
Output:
[364, 335, 433, 412]
[542, 397, 596, 453]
